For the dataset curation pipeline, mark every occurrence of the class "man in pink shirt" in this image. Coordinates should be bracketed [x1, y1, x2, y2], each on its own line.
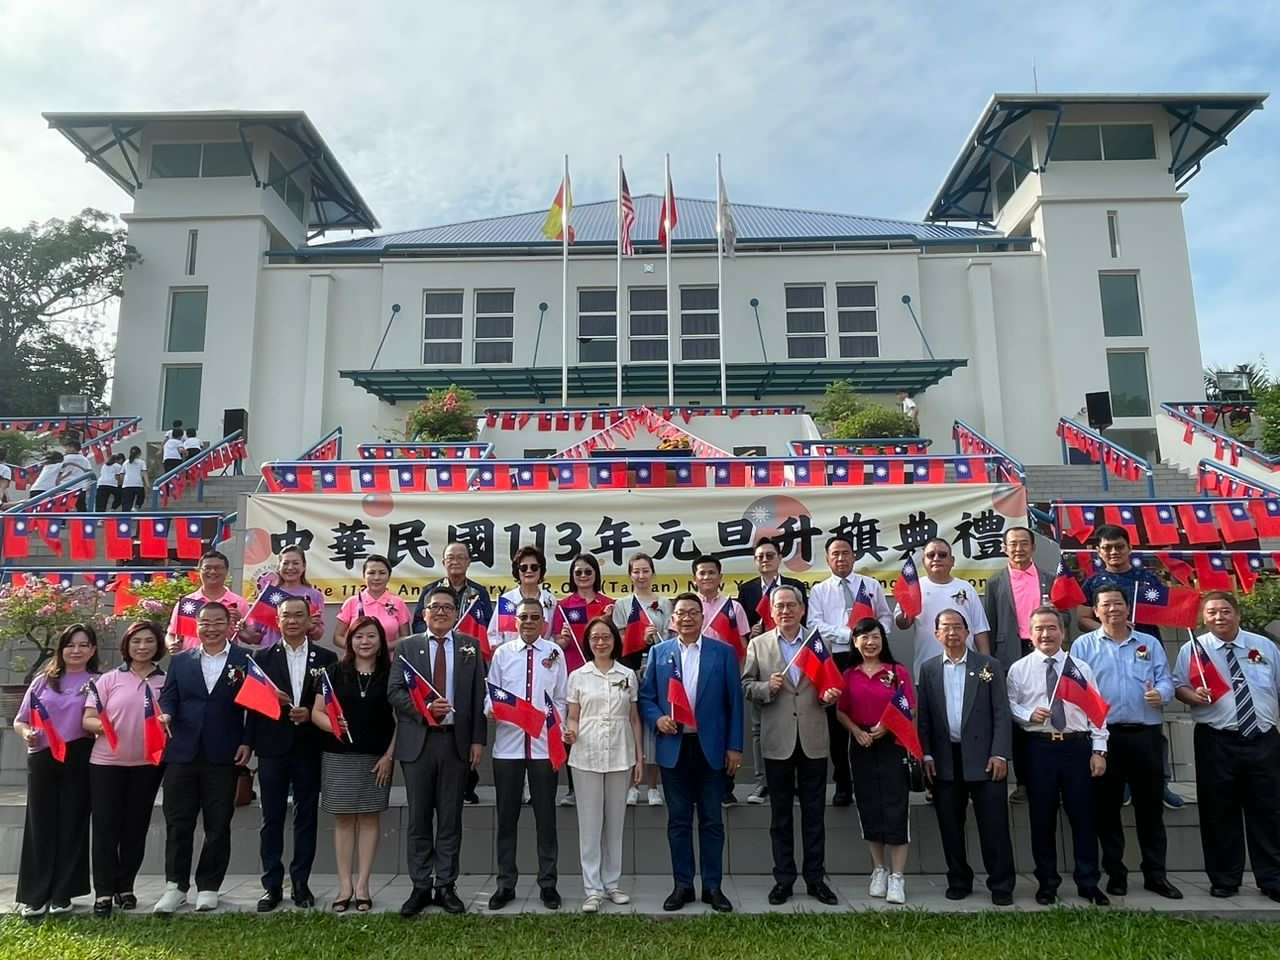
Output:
[165, 551, 253, 653]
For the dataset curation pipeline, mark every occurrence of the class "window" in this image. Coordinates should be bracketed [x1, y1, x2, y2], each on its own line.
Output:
[474, 290, 514, 363]
[167, 289, 208, 352]
[1099, 274, 1142, 337]
[629, 288, 667, 362]
[785, 285, 826, 359]
[680, 287, 719, 360]
[993, 137, 1033, 210]
[1106, 210, 1120, 259]
[161, 365, 202, 429]
[1050, 124, 1156, 162]
[1106, 351, 1152, 417]
[151, 142, 251, 178]
[836, 284, 878, 357]
[151, 143, 202, 178]
[423, 291, 463, 364]
[185, 229, 199, 276]
[267, 154, 307, 222]
[578, 289, 616, 363]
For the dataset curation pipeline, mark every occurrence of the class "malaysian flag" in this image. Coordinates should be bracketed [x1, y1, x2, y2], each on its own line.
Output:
[618, 164, 636, 256]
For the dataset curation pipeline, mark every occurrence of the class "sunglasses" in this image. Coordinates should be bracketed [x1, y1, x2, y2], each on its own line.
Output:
[518, 563, 542, 572]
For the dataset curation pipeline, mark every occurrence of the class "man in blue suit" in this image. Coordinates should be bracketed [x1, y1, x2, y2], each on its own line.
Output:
[153, 601, 252, 914]
[639, 592, 744, 912]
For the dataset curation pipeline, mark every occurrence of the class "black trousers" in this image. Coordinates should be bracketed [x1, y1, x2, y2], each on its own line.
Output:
[257, 751, 323, 890]
[95, 486, 122, 511]
[1025, 735, 1098, 892]
[849, 735, 909, 844]
[1093, 724, 1167, 883]
[162, 757, 239, 892]
[1195, 725, 1280, 891]
[825, 651, 854, 793]
[90, 762, 165, 898]
[17, 739, 93, 907]
[1010, 640, 1033, 785]
[120, 487, 146, 511]
[763, 742, 827, 886]
[493, 757, 558, 889]
[401, 728, 467, 889]
[932, 744, 1016, 895]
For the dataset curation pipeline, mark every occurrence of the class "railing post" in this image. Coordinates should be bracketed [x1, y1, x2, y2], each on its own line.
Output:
[1146, 470, 1155, 498]
[1099, 458, 1110, 493]
[1060, 434, 1068, 465]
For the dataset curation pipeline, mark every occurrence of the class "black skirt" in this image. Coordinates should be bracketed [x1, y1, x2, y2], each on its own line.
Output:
[849, 735, 910, 845]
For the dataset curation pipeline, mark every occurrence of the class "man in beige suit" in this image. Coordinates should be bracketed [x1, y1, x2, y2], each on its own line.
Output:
[742, 586, 841, 906]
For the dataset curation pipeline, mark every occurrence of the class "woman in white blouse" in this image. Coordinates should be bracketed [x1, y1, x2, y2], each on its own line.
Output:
[565, 617, 644, 912]
[611, 552, 670, 806]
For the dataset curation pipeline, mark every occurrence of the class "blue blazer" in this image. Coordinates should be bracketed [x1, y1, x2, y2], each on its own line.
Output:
[158, 645, 251, 765]
[639, 636, 744, 771]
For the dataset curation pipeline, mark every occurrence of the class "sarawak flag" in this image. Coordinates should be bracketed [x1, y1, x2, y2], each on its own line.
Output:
[403, 659, 442, 726]
[1054, 657, 1110, 728]
[1132, 581, 1201, 628]
[893, 554, 923, 620]
[541, 171, 575, 243]
[455, 598, 493, 662]
[658, 165, 678, 250]
[1049, 556, 1087, 610]
[846, 580, 876, 629]
[235, 657, 283, 720]
[28, 691, 67, 762]
[488, 682, 546, 738]
[706, 600, 746, 661]
[795, 630, 844, 694]
[877, 687, 922, 760]
[623, 597, 649, 658]
[544, 691, 568, 771]
[666, 653, 697, 729]
[1189, 637, 1232, 701]
[320, 672, 353, 743]
[87, 681, 118, 753]
[143, 684, 168, 765]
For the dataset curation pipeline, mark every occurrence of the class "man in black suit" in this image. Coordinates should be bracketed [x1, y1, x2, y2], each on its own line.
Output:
[388, 586, 487, 916]
[153, 601, 252, 914]
[918, 609, 1017, 905]
[247, 596, 337, 911]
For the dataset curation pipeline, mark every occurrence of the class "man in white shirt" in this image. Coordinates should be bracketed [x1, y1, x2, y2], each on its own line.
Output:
[807, 535, 891, 806]
[895, 538, 990, 676]
[692, 554, 749, 806]
[485, 598, 568, 911]
[897, 390, 919, 427]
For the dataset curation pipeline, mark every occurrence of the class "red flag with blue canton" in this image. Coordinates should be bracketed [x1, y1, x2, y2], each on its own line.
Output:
[672, 462, 705, 487]
[488, 682, 546, 738]
[1177, 503, 1219, 545]
[556, 462, 590, 490]
[789, 460, 825, 486]
[869, 460, 903, 485]
[1234, 554, 1263, 594]
[320, 671, 353, 743]
[1049, 555, 1087, 610]
[495, 595, 519, 634]
[632, 462, 668, 488]
[1216, 502, 1258, 542]
[1194, 553, 1233, 591]
[455, 598, 493, 662]
[1054, 656, 1110, 727]
[795, 630, 844, 694]
[176, 518, 205, 559]
[1132, 580, 1200, 628]
[402, 658, 442, 726]
[143, 683, 167, 764]
[876, 685, 922, 759]
[846, 580, 877, 628]
[396, 465, 428, 492]
[87, 680, 118, 753]
[544, 691, 568, 771]
[954, 458, 985, 483]
[138, 517, 170, 559]
[1102, 504, 1140, 542]
[1189, 637, 1231, 701]
[752, 462, 785, 486]
[475, 465, 513, 491]
[320, 466, 353, 493]
[34, 517, 64, 557]
[893, 554, 923, 620]
[1157, 552, 1195, 586]
[235, 657, 283, 720]
[2, 516, 30, 557]
[623, 597, 649, 658]
[551, 598, 590, 672]
[357, 466, 392, 493]
[666, 652, 697, 729]
[590, 463, 627, 489]
[706, 599, 746, 661]
[246, 585, 292, 629]
[755, 592, 775, 631]
[173, 596, 206, 641]
[515, 465, 550, 490]
[1249, 499, 1280, 538]
[829, 461, 864, 486]
[712, 461, 747, 487]
[67, 517, 97, 560]
[432, 464, 467, 492]
[278, 467, 314, 493]
[29, 690, 67, 762]
[911, 460, 946, 484]
[1139, 504, 1180, 546]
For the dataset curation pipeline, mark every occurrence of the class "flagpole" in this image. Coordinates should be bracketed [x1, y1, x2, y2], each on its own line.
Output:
[561, 153, 570, 408]
[616, 154, 624, 407]
[715, 153, 727, 406]
[664, 152, 675, 406]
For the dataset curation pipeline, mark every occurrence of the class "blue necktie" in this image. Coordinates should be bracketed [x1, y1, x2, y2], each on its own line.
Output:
[1224, 644, 1259, 739]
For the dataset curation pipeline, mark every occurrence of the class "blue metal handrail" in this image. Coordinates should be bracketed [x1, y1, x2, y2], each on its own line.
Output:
[5, 469, 96, 514]
[1057, 417, 1155, 497]
[299, 425, 343, 461]
[1161, 403, 1279, 471]
[150, 430, 245, 509]
[951, 419, 1027, 485]
[1195, 459, 1280, 499]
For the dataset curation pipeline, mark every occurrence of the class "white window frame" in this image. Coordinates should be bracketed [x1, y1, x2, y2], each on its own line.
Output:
[422, 290, 464, 365]
[474, 289, 515, 364]
[836, 283, 878, 358]
[679, 286, 719, 362]
[784, 284, 827, 359]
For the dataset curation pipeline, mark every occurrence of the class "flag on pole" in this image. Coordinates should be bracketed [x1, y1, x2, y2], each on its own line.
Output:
[28, 691, 67, 762]
[846, 580, 876, 629]
[893, 554, 923, 620]
[1189, 635, 1231, 701]
[1053, 656, 1110, 727]
[659, 166, 678, 250]
[795, 630, 844, 694]
[541, 171, 575, 243]
[235, 657, 284, 720]
[455, 598, 493, 662]
[545, 691, 568, 771]
[755, 592, 776, 631]
[87, 681, 119, 753]
[877, 685, 922, 760]
[488, 682, 547, 739]
[143, 684, 167, 765]
[667, 652, 697, 729]
[1132, 581, 1201, 628]
[320, 671, 354, 743]
[716, 164, 737, 256]
[618, 167, 636, 256]
[622, 597, 649, 658]
[706, 599, 746, 661]
[402, 658, 442, 726]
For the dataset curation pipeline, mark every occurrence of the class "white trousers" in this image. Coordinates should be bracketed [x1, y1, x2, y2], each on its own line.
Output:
[572, 768, 630, 895]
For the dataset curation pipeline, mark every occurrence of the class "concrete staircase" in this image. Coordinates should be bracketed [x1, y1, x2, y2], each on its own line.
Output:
[1025, 463, 1199, 503]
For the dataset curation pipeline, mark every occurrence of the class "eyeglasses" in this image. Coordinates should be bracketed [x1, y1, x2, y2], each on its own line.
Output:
[518, 563, 542, 572]
[673, 609, 701, 619]
[772, 602, 800, 611]
[426, 604, 457, 613]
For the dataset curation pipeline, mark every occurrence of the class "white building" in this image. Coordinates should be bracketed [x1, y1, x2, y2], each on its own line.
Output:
[47, 93, 1266, 463]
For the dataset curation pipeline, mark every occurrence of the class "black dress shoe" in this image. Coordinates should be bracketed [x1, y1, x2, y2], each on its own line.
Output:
[702, 888, 733, 912]
[767, 882, 793, 905]
[1034, 888, 1056, 905]
[399, 886, 434, 917]
[292, 883, 315, 908]
[540, 887, 562, 910]
[115, 893, 137, 911]
[257, 887, 283, 912]
[1105, 876, 1127, 897]
[945, 886, 971, 901]
[1210, 885, 1238, 898]
[488, 887, 515, 910]
[464, 790, 481, 805]
[807, 881, 839, 906]
[435, 884, 466, 914]
[93, 898, 113, 918]
[663, 886, 696, 911]
[991, 891, 1014, 906]
[1144, 878, 1183, 900]
[1079, 887, 1111, 906]
[831, 791, 853, 807]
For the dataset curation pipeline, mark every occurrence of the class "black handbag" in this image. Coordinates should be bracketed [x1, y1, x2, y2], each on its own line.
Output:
[892, 668, 927, 793]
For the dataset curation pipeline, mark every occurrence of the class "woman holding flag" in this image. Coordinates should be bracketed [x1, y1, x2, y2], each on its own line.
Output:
[12, 623, 101, 918]
[334, 554, 410, 651]
[82, 620, 168, 917]
[612, 552, 670, 806]
[835, 617, 916, 905]
[245, 545, 326, 648]
[311, 616, 396, 913]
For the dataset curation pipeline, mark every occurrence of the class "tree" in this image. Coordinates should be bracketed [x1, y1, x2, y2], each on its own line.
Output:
[0, 208, 138, 414]
[400, 384, 479, 442]
[813, 379, 918, 439]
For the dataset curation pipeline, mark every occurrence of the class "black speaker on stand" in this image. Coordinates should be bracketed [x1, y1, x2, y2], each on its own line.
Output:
[222, 408, 248, 441]
[1084, 391, 1113, 431]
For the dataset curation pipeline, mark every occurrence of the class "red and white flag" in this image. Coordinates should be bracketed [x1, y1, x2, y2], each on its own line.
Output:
[659, 160, 678, 250]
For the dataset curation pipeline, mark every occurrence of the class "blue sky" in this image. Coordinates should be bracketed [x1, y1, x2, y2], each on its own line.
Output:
[1, 0, 1275, 368]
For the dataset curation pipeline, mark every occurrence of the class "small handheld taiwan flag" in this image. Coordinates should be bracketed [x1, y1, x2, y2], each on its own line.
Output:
[402, 658, 442, 726]
[28, 691, 67, 762]
[1053, 656, 1110, 728]
[173, 596, 207, 642]
[246, 586, 292, 630]
[667, 653, 697, 730]
[893, 554, 923, 620]
[544, 691, 568, 771]
[846, 580, 876, 629]
[234, 657, 284, 720]
[706, 599, 746, 661]
[1188, 635, 1231, 701]
[876, 684, 922, 760]
[143, 684, 168, 765]
[488, 682, 546, 738]
[623, 597, 649, 658]
[87, 680, 119, 753]
[1049, 556, 1087, 611]
[455, 598, 494, 662]
[320, 671, 354, 743]
[795, 630, 844, 695]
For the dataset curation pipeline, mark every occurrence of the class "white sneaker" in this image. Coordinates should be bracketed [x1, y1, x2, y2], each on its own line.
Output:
[194, 890, 218, 912]
[20, 903, 48, 919]
[47, 902, 74, 915]
[886, 873, 905, 905]
[868, 867, 888, 898]
[153, 884, 186, 914]
[559, 791, 576, 807]
[582, 894, 602, 913]
[647, 787, 663, 806]
[626, 787, 640, 806]
[606, 889, 631, 904]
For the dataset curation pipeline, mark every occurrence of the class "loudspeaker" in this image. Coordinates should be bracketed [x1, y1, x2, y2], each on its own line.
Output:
[222, 408, 248, 441]
[1085, 391, 1113, 431]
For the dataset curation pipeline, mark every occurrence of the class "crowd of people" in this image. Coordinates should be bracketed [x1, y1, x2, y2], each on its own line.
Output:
[11, 523, 1280, 919]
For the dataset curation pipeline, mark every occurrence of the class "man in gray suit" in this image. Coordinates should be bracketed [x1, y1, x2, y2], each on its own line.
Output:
[982, 526, 1054, 802]
[918, 609, 1016, 905]
[742, 585, 841, 906]
[387, 586, 487, 916]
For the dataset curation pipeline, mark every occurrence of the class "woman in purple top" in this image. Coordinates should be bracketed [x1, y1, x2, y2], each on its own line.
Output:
[83, 620, 168, 917]
[249, 544, 327, 647]
[12, 623, 101, 918]
[836, 617, 916, 906]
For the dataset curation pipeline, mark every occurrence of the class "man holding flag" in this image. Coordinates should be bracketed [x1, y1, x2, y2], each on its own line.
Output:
[895, 538, 991, 675]
[692, 554, 749, 805]
[1006, 606, 1110, 906]
[164, 550, 252, 653]
[741, 585, 841, 906]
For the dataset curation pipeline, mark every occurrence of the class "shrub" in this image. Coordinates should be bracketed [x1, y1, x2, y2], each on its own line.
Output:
[401, 384, 478, 442]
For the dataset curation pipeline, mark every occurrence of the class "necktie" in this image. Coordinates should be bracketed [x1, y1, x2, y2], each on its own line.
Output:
[1045, 658, 1067, 731]
[525, 644, 536, 758]
[1224, 644, 1259, 739]
[433, 637, 448, 709]
[840, 578, 855, 617]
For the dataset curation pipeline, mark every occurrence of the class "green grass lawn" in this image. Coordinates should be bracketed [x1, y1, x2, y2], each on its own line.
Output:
[1, 912, 1275, 960]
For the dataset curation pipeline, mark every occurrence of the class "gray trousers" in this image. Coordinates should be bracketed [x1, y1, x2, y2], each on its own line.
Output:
[493, 757, 559, 890]
[401, 730, 468, 888]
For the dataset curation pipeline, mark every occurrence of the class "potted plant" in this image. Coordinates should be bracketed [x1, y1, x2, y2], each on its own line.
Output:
[399, 384, 479, 442]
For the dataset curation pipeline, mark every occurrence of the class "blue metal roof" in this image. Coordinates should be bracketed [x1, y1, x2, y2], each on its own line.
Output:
[303, 195, 1004, 254]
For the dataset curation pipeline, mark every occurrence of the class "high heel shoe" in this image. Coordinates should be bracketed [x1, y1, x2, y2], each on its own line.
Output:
[354, 898, 372, 913]
[332, 896, 352, 913]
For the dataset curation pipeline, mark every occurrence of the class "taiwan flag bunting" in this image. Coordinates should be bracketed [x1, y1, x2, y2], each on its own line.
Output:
[515, 465, 550, 490]
[590, 463, 627, 489]
[876, 686, 922, 760]
[173, 596, 206, 641]
[829, 461, 863, 485]
[556, 462, 590, 490]
[712, 461, 748, 487]
[623, 597, 649, 658]
[278, 468, 314, 493]
[1156, 552, 1195, 586]
[430, 465, 465, 491]
[396, 465, 428, 493]
[893, 554, 923, 620]
[69, 518, 98, 560]
[143, 684, 167, 765]
[673, 462, 705, 487]
[1234, 554, 1263, 594]
[1053, 657, 1110, 728]
[235, 657, 283, 720]
[87, 681, 118, 753]
[138, 518, 170, 559]
[706, 600, 746, 661]
[1216, 502, 1258, 543]
[545, 691, 568, 771]
[1102, 505, 1140, 543]
[1061, 505, 1096, 543]
[667, 653, 697, 729]
[1249, 499, 1280, 538]
[29, 691, 67, 762]
[1177, 503, 1219, 545]
[1139, 505, 1181, 546]
[475, 465, 513, 491]
[795, 630, 844, 694]
[633, 462, 668, 488]
[551, 598, 590, 672]
[488, 682, 546, 738]
[954, 458, 986, 483]
[789, 460, 826, 486]
[1132, 581, 1200, 629]
[911, 460, 946, 484]
[176, 518, 205, 559]
[402, 659, 442, 726]
[847, 580, 877, 629]
[34, 518, 63, 556]
[1194, 553, 1233, 591]
[1049, 556, 1087, 611]
[357, 467, 392, 494]
[1189, 636, 1232, 701]
[319, 467, 353, 493]
[108, 574, 141, 615]
[455, 598, 493, 662]
[320, 672, 353, 743]
[752, 462, 785, 487]
[2, 516, 30, 557]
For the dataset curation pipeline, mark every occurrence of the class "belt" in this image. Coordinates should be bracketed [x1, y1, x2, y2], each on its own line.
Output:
[1108, 723, 1158, 732]
[426, 724, 456, 733]
[1030, 730, 1089, 742]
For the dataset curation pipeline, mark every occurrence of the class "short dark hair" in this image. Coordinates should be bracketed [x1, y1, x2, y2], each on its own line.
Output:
[825, 535, 853, 553]
[516, 596, 544, 616]
[924, 537, 951, 553]
[199, 550, 229, 569]
[754, 537, 782, 555]
[1092, 585, 1129, 608]
[672, 591, 702, 610]
[935, 608, 969, 629]
[426, 585, 460, 610]
[1201, 590, 1239, 613]
[691, 554, 721, 574]
[362, 553, 392, 574]
[120, 619, 166, 663]
[570, 553, 603, 593]
[1003, 526, 1034, 543]
[512, 545, 547, 579]
[1094, 525, 1130, 545]
[848, 617, 898, 667]
[584, 616, 622, 661]
[1029, 605, 1065, 628]
[278, 595, 311, 615]
[199, 601, 231, 622]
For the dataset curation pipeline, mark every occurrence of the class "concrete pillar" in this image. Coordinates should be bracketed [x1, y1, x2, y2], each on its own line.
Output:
[301, 271, 333, 445]
[965, 260, 1005, 442]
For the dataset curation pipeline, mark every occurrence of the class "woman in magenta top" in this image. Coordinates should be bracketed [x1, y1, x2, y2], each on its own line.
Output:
[12, 623, 100, 918]
[82, 620, 168, 917]
[334, 554, 410, 651]
[836, 617, 916, 906]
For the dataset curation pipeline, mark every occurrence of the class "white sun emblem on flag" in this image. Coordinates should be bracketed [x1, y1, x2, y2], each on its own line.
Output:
[1143, 588, 1160, 602]
[745, 504, 772, 527]
[492, 688, 508, 701]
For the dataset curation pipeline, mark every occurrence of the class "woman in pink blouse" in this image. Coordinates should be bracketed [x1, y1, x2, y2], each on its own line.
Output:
[836, 617, 916, 906]
[334, 554, 410, 651]
[12, 623, 100, 918]
[83, 620, 168, 917]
